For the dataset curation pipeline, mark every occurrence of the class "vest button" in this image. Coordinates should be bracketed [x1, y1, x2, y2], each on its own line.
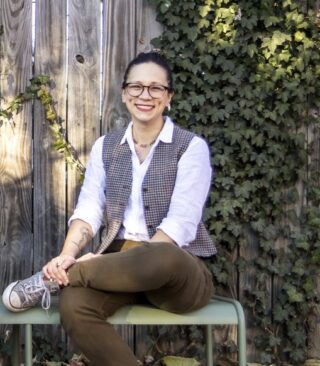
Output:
[147, 224, 153, 229]
[144, 205, 150, 211]
[142, 187, 148, 192]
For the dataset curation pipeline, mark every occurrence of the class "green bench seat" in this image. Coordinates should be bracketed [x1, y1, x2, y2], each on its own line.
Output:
[0, 295, 246, 366]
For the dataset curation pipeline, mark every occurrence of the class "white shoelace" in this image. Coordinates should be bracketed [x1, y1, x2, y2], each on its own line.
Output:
[23, 274, 51, 310]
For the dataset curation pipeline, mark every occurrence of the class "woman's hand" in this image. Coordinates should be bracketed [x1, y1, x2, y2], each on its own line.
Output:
[42, 255, 76, 287]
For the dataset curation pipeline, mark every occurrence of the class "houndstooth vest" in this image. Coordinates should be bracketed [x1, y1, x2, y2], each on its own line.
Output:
[96, 124, 217, 257]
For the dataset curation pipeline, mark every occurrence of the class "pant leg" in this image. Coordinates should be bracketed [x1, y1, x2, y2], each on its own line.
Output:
[59, 286, 142, 366]
[68, 241, 213, 313]
[145, 250, 213, 313]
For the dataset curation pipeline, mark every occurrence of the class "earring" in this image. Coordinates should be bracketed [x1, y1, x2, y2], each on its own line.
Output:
[167, 103, 171, 112]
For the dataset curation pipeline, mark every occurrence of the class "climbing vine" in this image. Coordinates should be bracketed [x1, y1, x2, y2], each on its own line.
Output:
[148, 0, 320, 364]
[0, 75, 85, 179]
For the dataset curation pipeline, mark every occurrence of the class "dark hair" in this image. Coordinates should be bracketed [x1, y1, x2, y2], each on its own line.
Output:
[122, 52, 174, 92]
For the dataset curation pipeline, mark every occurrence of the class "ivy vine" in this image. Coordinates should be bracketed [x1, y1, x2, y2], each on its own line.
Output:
[0, 75, 85, 179]
[149, 0, 320, 364]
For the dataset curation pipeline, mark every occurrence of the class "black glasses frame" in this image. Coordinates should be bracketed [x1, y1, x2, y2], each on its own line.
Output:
[124, 83, 170, 99]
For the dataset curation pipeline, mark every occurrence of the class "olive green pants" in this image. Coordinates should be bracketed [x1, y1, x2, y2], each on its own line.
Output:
[59, 241, 213, 366]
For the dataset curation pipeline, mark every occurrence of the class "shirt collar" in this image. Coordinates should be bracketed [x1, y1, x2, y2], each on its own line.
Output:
[120, 116, 174, 145]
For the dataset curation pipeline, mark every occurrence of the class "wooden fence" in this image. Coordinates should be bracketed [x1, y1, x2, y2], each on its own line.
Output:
[0, 0, 163, 361]
[0, 0, 319, 364]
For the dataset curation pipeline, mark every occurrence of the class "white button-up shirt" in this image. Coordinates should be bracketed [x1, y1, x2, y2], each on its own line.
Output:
[69, 117, 212, 248]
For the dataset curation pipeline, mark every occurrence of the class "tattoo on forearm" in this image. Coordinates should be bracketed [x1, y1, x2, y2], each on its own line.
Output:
[71, 227, 90, 249]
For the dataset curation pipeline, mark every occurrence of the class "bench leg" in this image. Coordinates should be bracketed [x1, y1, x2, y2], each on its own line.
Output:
[11, 325, 20, 366]
[237, 320, 246, 366]
[214, 296, 247, 366]
[25, 324, 33, 366]
[206, 324, 214, 366]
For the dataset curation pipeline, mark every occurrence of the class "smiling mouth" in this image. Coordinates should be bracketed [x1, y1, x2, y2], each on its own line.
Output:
[135, 104, 154, 111]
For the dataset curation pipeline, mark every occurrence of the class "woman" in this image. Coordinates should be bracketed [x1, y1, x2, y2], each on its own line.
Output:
[3, 52, 217, 366]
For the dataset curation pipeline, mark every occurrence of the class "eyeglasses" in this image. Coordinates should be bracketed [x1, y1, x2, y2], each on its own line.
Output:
[124, 83, 169, 99]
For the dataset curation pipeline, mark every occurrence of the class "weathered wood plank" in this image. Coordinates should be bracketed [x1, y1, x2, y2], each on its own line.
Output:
[33, 0, 68, 271]
[132, 1, 163, 358]
[239, 226, 272, 362]
[0, 0, 33, 291]
[65, 0, 101, 353]
[101, 0, 163, 354]
[212, 250, 238, 364]
[307, 124, 320, 359]
[67, 0, 101, 219]
[136, 0, 163, 54]
[32, 0, 68, 349]
[308, 279, 320, 358]
[101, 0, 137, 133]
[100, 0, 139, 349]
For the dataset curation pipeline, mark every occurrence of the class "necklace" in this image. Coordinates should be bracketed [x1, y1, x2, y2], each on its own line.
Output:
[132, 121, 164, 149]
[132, 136, 157, 148]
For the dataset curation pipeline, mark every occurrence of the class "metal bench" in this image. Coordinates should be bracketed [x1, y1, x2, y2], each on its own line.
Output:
[0, 295, 246, 366]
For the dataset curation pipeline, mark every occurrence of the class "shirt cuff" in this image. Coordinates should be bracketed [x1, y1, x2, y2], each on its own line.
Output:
[68, 211, 100, 237]
[157, 219, 197, 247]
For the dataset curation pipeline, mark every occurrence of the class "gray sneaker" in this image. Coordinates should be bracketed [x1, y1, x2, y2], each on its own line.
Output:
[2, 272, 59, 312]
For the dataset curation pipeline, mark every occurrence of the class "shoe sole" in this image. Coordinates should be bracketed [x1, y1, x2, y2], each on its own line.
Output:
[2, 281, 32, 312]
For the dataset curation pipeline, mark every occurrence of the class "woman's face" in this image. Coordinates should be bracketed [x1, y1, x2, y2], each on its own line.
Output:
[122, 62, 173, 126]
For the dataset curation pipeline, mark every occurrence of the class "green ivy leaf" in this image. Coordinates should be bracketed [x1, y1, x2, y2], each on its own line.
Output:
[286, 287, 304, 303]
